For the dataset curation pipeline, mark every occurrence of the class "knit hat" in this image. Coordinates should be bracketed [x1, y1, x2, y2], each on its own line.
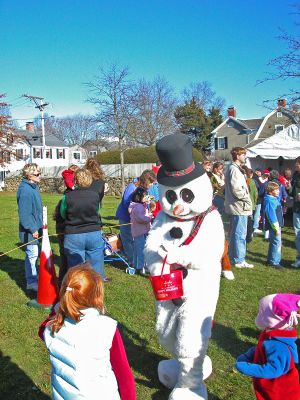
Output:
[255, 293, 300, 330]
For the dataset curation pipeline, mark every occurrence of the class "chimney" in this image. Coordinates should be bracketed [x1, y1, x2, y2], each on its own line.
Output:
[227, 106, 236, 118]
[277, 99, 287, 109]
[26, 122, 34, 132]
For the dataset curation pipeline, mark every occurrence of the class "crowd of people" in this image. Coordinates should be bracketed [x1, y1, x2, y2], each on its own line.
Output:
[15, 150, 300, 400]
[202, 148, 299, 270]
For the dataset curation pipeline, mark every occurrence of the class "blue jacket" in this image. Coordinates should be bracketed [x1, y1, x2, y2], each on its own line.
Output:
[17, 178, 43, 243]
[236, 332, 298, 379]
[263, 194, 283, 233]
[116, 181, 137, 222]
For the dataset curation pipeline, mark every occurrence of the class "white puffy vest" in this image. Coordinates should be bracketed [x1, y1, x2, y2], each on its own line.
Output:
[44, 308, 119, 400]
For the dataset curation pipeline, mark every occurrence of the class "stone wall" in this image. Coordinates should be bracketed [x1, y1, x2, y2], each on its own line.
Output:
[3, 175, 133, 196]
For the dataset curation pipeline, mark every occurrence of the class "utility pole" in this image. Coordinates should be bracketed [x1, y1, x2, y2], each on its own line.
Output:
[22, 94, 49, 156]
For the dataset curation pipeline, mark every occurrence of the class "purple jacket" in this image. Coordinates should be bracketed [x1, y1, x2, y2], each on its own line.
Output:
[128, 202, 152, 238]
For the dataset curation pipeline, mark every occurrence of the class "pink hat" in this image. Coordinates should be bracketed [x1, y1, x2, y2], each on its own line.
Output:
[255, 293, 300, 330]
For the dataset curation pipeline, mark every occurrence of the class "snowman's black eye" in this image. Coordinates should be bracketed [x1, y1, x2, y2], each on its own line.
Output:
[180, 188, 194, 203]
[165, 190, 177, 204]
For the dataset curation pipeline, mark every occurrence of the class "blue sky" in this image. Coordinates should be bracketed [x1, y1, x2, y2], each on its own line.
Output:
[1, 0, 298, 126]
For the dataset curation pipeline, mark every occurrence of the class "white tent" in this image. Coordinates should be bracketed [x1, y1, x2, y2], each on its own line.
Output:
[246, 124, 300, 160]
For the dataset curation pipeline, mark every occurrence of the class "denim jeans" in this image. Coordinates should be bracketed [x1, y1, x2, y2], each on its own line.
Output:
[119, 219, 134, 265]
[293, 212, 300, 260]
[253, 203, 262, 230]
[228, 215, 248, 264]
[64, 231, 105, 278]
[25, 244, 39, 285]
[267, 229, 281, 265]
[133, 234, 146, 270]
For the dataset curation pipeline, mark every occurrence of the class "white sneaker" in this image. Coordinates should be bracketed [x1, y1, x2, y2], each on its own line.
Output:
[291, 260, 300, 268]
[254, 229, 263, 234]
[26, 282, 38, 291]
[221, 270, 235, 280]
[235, 261, 254, 269]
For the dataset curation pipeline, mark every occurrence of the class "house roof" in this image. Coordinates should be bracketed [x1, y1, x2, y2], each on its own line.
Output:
[253, 108, 298, 140]
[17, 128, 68, 147]
[212, 116, 263, 134]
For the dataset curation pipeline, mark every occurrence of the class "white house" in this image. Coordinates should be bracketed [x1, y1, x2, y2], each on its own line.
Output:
[0, 122, 86, 188]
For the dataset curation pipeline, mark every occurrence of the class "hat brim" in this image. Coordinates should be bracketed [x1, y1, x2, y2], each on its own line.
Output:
[157, 162, 205, 187]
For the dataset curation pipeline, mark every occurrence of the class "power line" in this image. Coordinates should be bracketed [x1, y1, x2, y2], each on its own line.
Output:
[22, 94, 50, 149]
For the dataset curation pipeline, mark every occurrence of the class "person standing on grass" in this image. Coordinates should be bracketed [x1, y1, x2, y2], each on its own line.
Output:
[211, 161, 225, 215]
[290, 157, 300, 268]
[252, 168, 264, 234]
[60, 168, 110, 282]
[242, 167, 258, 243]
[39, 264, 136, 400]
[225, 147, 253, 269]
[263, 182, 283, 268]
[128, 187, 153, 275]
[17, 163, 43, 291]
[116, 169, 156, 266]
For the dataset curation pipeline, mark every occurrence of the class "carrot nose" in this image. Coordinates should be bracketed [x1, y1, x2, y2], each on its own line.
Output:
[173, 204, 184, 216]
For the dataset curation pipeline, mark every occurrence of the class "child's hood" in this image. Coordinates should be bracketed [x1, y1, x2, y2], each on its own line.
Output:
[128, 201, 140, 214]
[272, 334, 299, 362]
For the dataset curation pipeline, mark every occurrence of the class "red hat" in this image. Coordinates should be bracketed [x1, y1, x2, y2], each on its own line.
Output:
[263, 169, 270, 176]
[152, 165, 160, 174]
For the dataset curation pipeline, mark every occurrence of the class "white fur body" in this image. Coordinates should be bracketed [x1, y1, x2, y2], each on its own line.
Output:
[144, 173, 224, 399]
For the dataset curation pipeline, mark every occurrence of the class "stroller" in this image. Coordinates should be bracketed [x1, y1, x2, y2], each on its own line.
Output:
[102, 230, 135, 275]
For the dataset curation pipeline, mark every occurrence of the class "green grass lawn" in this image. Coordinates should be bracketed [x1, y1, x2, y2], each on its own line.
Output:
[0, 192, 299, 399]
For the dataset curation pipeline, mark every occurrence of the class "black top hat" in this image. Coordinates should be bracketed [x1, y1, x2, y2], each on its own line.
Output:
[156, 134, 205, 187]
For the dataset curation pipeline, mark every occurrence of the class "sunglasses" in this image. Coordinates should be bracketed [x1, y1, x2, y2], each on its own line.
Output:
[32, 173, 41, 177]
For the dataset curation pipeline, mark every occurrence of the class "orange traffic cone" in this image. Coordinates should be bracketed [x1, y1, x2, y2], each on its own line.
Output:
[37, 206, 59, 307]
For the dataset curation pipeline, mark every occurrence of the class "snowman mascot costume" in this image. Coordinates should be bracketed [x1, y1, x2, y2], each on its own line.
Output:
[144, 134, 224, 400]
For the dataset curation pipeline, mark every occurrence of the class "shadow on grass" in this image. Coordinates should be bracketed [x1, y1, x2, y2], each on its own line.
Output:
[117, 323, 170, 399]
[0, 350, 50, 400]
[0, 253, 36, 300]
[212, 322, 254, 359]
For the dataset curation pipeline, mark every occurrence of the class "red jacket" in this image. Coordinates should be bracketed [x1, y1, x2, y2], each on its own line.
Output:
[61, 169, 75, 190]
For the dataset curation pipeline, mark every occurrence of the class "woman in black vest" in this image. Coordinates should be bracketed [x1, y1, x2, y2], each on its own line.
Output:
[60, 169, 109, 281]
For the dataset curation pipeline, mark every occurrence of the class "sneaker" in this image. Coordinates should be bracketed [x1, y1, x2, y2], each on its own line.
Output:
[291, 260, 300, 268]
[26, 282, 38, 291]
[235, 261, 254, 269]
[254, 229, 263, 234]
[221, 270, 235, 280]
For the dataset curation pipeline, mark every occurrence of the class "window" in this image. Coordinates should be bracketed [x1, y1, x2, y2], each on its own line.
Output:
[73, 151, 81, 160]
[33, 147, 42, 159]
[56, 149, 66, 159]
[0, 151, 11, 163]
[227, 121, 234, 128]
[275, 124, 284, 134]
[89, 151, 97, 157]
[214, 137, 228, 150]
[45, 149, 52, 159]
[16, 149, 24, 160]
[277, 112, 282, 118]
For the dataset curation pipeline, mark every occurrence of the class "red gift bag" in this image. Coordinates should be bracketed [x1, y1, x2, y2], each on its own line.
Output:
[149, 256, 184, 301]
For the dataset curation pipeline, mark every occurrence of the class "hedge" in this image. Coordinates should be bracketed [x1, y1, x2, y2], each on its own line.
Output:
[97, 145, 204, 164]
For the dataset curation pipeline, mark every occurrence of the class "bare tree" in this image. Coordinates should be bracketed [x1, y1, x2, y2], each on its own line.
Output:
[257, 3, 300, 105]
[128, 76, 177, 146]
[182, 81, 226, 115]
[0, 93, 22, 165]
[34, 113, 97, 145]
[85, 63, 135, 190]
